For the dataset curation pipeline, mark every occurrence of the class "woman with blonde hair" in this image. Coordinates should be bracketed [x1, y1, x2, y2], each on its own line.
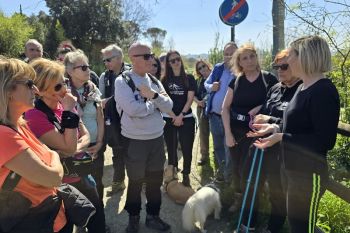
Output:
[221, 43, 277, 223]
[0, 58, 66, 232]
[248, 35, 340, 233]
[25, 58, 106, 233]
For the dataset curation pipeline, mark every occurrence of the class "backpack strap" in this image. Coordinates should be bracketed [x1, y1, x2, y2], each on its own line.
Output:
[34, 99, 65, 133]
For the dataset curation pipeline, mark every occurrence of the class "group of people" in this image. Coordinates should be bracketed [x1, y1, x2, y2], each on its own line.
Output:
[0, 34, 340, 233]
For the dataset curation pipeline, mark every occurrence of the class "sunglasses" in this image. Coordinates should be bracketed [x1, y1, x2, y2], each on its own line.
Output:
[159, 56, 166, 62]
[54, 82, 67, 92]
[73, 65, 90, 71]
[169, 57, 181, 64]
[133, 53, 154, 60]
[152, 64, 158, 68]
[273, 64, 289, 71]
[15, 79, 35, 89]
[102, 55, 118, 63]
[197, 64, 207, 71]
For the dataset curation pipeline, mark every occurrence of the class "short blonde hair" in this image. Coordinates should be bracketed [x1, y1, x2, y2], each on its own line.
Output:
[30, 58, 65, 92]
[231, 43, 260, 76]
[0, 58, 35, 125]
[64, 49, 89, 71]
[289, 35, 331, 75]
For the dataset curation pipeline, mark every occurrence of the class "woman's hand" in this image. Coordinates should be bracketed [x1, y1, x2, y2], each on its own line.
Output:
[253, 114, 271, 124]
[225, 132, 237, 147]
[247, 123, 278, 138]
[59, 92, 77, 111]
[86, 142, 103, 159]
[253, 133, 283, 149]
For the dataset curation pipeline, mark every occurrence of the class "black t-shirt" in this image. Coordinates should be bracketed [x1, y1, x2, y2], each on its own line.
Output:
[230, 71, 277, 115]
[260, 80, 303, 124]
[282, 78, 340, 173]
[162, 74, 196, 115]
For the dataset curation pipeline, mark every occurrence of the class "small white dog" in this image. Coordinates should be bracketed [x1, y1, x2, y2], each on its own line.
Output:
[182, 184, 222, 233]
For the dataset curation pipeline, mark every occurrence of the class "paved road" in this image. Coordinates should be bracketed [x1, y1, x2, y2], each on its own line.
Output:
[102, 134, 233, 233]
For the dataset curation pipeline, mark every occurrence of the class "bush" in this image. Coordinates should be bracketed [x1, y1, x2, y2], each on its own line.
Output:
[317, 191, 350, 233]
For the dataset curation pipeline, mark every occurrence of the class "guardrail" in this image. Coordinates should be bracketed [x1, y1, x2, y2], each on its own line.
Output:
[327, 122, 350, 203]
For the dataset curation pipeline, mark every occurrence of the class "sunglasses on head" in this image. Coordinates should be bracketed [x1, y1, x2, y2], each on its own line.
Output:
[54, 81, 67, 92]
[133, 53, 154, 60]
[273, 64, 289, 71]
[15, 79, 35, 89]
[169, 57, 181, 64]
[197, 64, 207, 71]
[102, 55, 118, 63]
[73, 65, 90, 71]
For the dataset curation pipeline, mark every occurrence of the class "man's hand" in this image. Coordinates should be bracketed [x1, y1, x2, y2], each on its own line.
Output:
[197, 100, 205, 108]
[211, 82, 220, 92]
[139, 84, 156, 99]
[254, 114, 271, 124]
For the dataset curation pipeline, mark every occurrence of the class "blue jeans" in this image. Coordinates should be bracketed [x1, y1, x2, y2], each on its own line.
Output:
[208, 113, 232, 181]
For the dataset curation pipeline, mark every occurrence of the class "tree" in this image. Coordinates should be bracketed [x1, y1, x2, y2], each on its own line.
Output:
[208, 32, 224, 65]
[0, 12, 33, 57]
[143, 27, 167, 50]
[272, 0, 285, 59]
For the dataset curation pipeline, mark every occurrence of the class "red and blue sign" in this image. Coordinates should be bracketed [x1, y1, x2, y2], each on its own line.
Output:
[219, 0, 249, 26]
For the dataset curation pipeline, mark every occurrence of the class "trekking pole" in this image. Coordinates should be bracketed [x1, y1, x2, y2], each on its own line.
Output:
[246, 149, 264, 232]
[235, 147, 259, 233]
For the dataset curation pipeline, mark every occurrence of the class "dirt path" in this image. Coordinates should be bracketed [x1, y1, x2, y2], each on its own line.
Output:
[102, 133, 234, 233]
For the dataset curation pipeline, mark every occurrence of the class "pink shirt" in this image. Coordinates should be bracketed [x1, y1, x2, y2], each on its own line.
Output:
[25, 103, 81, 183]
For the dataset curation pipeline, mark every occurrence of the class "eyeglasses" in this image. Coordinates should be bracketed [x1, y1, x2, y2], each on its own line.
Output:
[54, 82, 67, 92]
[169, 57, 181, 64]
[152, 64, 158, 68]
[197, 64, 207, 71]
[272, 64, 289, 71]
[133, 53, 154, 60]
[102, 55, 118, 63]
[14, 79, 35, 89]
[73, 65, 90, 71]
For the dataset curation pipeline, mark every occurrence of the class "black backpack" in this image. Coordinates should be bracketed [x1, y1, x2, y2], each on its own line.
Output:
[104, 72, 160, 148]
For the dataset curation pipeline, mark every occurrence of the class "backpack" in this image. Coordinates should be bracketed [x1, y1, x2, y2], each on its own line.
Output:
[104, 72, 160, 148]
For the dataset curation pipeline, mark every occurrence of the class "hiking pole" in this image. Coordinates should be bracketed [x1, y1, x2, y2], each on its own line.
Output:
[236, 147, 259, 233]
[246, 148, 264, 232]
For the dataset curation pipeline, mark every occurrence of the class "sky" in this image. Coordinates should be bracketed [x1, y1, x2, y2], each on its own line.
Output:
[0, 0, 316, 55]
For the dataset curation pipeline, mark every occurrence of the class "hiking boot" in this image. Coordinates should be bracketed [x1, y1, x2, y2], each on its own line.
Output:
[125, 215, 140, 233]
[229, 192, 243, 213]
[145, 215, 171, 232]
[182, 174, 191, 187]
[107, 180, 125, 196]
[233, 224, 255, 233]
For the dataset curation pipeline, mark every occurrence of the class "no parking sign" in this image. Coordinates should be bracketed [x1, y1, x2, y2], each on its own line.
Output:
[219, 0, 249, 26]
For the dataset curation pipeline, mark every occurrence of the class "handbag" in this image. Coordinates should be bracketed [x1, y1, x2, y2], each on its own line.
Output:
[61, 152, 94, 177]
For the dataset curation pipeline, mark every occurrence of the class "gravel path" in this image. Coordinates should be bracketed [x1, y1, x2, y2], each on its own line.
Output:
[102, 133, 234, 233]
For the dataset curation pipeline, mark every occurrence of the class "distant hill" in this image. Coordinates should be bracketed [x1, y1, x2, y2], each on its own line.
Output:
[183, 53, 209, 60]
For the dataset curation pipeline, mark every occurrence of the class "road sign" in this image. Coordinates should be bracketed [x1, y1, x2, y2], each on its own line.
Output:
[219, 0, 249, 26]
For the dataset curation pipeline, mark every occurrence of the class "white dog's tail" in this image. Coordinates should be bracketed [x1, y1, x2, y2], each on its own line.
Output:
[182, 202, 195, 232]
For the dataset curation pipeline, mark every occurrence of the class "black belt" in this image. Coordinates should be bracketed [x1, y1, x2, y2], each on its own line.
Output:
[231, 112, 250, 122]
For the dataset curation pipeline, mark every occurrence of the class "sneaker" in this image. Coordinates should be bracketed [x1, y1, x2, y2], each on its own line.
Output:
[145, 215, 171, 232]
[233, 224, 255, 233]
[125, 215, 140, 233]
[182, 174, 191, 187]
[107, 181, 125, 196]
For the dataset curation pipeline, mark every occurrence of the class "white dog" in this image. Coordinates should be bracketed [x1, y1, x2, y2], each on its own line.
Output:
[182, 184, 222, 233]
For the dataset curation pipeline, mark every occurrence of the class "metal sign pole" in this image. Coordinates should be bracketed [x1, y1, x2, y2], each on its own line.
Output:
[231, 26, 235, 42]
